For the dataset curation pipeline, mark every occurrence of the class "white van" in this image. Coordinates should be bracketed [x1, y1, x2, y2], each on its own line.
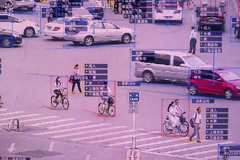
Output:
[134, 50, 212, 83]
[0, 0, 35, 11]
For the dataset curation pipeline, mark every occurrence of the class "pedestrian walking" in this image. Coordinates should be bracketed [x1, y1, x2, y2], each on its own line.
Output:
[188, 26, 197, 54]
[189, 107, 202, 143]
[72, 64, 82, 94]
[0, 94, 3, 108]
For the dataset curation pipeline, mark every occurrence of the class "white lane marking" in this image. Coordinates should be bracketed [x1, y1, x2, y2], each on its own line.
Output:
[35, 123, 112, 135]
[27, 118, 75, 127]
[163, 141, 233, 154]
[0, 114, 41, 121]
[89, 131, 160, 144]
[202, 155, 218, 160]
[86, 154, 90, 160]
[142, 150, 198, 160]
[71, 128, 141, 141]
[0, 111, 24, 116]
[0, 116, 58, 126]
[191, 15, 195, 24]
[0, 109, 8, 112]
[144, 141, 189, 152]
[108, 132, 162, 147]
[183, 149, 217, 157]
[47, 121, 91, 129]
[48, 142, 55, 152]
[50, 123, 112, 138]
[125, 137, 188, 148]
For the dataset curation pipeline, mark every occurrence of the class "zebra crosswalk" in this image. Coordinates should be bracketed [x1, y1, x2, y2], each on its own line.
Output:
[0, 109, 233, 160]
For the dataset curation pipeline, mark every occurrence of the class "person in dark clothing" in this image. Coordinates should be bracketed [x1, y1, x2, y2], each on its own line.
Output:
[72, 64, 82, 94]
[188, 26, 197, 54]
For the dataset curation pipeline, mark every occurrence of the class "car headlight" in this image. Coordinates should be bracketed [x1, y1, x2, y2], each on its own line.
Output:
[235, 86, 240, 90]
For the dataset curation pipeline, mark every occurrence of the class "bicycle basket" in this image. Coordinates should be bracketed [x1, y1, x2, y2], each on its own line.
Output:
[180, 115, 186, 123]
[108, 97, 114, 105]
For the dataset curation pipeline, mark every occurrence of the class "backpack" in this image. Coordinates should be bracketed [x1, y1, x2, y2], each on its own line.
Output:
[190, 113, 197, 128]
[108, 97, 114, 105]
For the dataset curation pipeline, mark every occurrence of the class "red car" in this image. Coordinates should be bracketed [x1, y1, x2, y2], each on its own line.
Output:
[189, 69, 240, 99]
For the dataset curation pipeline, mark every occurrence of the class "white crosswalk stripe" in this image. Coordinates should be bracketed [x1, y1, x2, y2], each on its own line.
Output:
[0, 111, 25, 116]
[47, 121, 91, 129]
[0, 109, 8, 112]
[0, 114, 41, 121]
[27, 118, 75, 127]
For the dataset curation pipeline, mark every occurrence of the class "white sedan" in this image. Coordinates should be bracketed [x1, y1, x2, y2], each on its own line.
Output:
[0, 14, 39, 37]
[154, 0, 182, 23]
[44, 16, 90, 40]
[64, 21, 136, 46]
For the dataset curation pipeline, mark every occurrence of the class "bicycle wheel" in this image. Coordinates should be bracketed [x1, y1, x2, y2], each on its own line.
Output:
[179, 123, 188, 136]
[162, 121, 173, 135]
[108, 105, 115, 116]
[62, 98, 69, 110]
[98, 103, 104, 115]
[187, 0, 194, 10]
[51, 95, 58, 108]
[182, 121, 189, 129]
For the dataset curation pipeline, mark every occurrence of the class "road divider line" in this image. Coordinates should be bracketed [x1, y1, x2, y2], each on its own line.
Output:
[71, 128, 141, 141]
[201, 155, 218, 160]
[47, 121, 92, 129]
[0, 111, 25, 116]
[125, 137, 188, 148]
[50, 123, 112, 138]
[163, 141, 233, 154]
[27, 118, 75, 127]
[0, 114, 41, 121]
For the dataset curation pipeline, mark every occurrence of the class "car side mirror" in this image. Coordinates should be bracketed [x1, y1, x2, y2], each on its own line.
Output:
[216, 78, 223, 82]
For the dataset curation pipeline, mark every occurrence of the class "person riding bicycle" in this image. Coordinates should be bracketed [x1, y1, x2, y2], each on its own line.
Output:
[53, 76, 66, 103]
[100, 81, 114, 110]
[167, 99, 185, 132]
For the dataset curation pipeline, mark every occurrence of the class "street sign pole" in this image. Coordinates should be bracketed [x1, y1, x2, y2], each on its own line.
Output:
[131, 102, 136, 160]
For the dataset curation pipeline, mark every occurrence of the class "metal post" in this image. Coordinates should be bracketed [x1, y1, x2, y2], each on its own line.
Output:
[131, 102, 136, 160]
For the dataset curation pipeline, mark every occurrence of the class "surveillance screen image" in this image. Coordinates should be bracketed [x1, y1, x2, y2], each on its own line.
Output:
[1, 0, 240, 160]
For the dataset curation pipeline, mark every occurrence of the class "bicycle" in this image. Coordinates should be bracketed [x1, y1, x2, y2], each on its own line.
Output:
[51, 88, 69, 110]
[180, 0, 194, 10]
[163, 112, 189, 136]
[98, 96, 115, 116]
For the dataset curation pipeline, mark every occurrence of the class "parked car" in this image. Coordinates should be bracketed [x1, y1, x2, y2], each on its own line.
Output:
[47, 7, 94, 22]
[44, 16, 89, 40]
[0, 28, 22, 48]
[0, 14, 39, 37]
[84, 1, 104, 19]
[196, 6, 225, 31]
[154, 0, 182, 23]
[0, 0, 35, 11]
[134, 51, 211, 83]
[189, 69, 240, 99]
[64, 20, 135, 46]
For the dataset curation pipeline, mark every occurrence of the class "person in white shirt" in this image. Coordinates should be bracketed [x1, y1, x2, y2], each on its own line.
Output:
[188, 26, 197, 54]
[202, 0, 208, 7]
[189, 107, 202, 143]
[53, 77, 66, 102]
[219, 0, 226, 14]
[168, 100, 181, 131]
[72, 64, 82, 94]
[101, 81, 114, 110]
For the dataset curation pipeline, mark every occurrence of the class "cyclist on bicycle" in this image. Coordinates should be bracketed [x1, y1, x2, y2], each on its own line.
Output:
[53, 77, 66, 103]
[100, 81, 114, 110]
[167, 99, 185, 132]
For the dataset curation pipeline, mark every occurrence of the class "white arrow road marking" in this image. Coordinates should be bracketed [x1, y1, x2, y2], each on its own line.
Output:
[7, 143, 16, 152]
[48, 142, 55, 152]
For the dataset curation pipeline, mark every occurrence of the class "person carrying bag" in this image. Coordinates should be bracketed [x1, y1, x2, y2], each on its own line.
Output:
[71, 64, 82, 94]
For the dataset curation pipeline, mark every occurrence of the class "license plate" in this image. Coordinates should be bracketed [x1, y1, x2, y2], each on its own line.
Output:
[209, 19, 216, 22]
[165, 16, 172, 19]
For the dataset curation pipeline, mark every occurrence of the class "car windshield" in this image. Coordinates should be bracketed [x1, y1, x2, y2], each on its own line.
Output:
[183, 56, 206, 66]
[219, 72, 240, 81]
[159, 0, 178, 10]
[72, 8, 91, 15]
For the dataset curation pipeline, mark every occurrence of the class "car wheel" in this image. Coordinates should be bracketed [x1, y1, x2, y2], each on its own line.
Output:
[24, 27, 35, 37]
[84, 36, 93, 46]
[224, 89, 233, 99]
[2, 38, 12, 48]
[27, 8, 34, 11]
[121, 33, 131, 44]
[72, 41, 80, 45]
[52, 36, 60, 40]
[143, 71, 154, 83]
[5, 2, 13, 12]
[189, 85, 198, 95]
